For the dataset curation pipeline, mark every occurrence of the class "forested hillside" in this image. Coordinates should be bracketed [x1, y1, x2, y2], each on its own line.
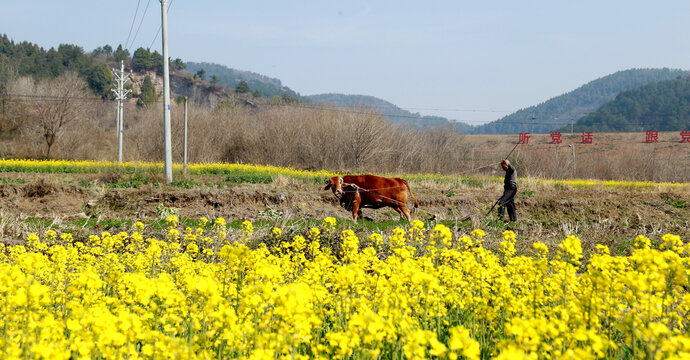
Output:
[304, 93, 474, 132]
[185, 62, 299, 99]
[473, 68, 689, 134]
[0, 35, 186, 100]
[568, 77, 690, 132]
[0, 35, 117, 98]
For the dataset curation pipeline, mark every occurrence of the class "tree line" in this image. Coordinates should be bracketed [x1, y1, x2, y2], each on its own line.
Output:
[0, 34, 185, 100]
[569, 76, 690, 132]
[473, 68, 689, 134]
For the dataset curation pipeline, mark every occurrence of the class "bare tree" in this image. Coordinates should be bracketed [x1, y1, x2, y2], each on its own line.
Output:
[29, 72, 93, 157]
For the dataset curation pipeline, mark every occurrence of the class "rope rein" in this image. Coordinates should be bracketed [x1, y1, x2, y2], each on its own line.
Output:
[338, 182, 408, 206]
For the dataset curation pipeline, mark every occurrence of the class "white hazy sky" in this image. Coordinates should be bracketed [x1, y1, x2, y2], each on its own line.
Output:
[2, 1, 689, 124]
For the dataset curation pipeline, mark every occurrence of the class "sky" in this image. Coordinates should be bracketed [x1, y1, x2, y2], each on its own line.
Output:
[2, 0, 690, 124]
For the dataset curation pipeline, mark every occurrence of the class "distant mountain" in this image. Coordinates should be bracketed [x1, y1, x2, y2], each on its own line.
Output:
[564, 76, 690, 132]
[303, 93, 474, 132]
[185, 62, 299, 99]
[473, 68, 690, 134]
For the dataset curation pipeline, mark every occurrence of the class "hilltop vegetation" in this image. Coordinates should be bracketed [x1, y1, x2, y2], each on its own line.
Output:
[473, 68, 690, 134]
[185, 62, 299, 99]
[569, 76, 690, 132]
[0, 35, 187, 100]
[0, 34, 116, 98]
[304, 93, 474, 132]
[301, 69, 690, 134]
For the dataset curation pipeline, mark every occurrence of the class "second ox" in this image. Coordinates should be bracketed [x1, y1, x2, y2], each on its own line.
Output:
[324, 174, 419, 222]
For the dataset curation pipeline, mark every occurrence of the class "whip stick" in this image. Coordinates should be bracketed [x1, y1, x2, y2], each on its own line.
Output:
[486, 198, 501, 215]
[504, 141, 520, 161]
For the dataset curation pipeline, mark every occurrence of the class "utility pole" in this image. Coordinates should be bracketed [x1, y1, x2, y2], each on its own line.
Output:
[531, 116, 536, 134]
[160, 0, 173, 183]
[111, 60, 131, 162]
[569, 144, 576, 178]
[571, 118, 574, 134]
[183, 96, 188, 176]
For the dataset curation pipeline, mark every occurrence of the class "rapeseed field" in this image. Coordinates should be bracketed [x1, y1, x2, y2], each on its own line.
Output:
[1, 216, 688, 359]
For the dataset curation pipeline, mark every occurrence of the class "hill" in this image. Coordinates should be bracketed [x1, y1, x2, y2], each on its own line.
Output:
[304, 93, 474, 132]
[185, 62, 299, 99]
[566, 77, 690, 132]
[304, 69, 690, 134]
[473, 68, 690, 134]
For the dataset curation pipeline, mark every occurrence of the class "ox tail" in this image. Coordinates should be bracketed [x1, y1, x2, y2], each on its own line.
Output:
[403, 180, 419, 208]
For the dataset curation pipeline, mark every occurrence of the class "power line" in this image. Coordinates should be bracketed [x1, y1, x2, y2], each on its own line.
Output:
[125, 0, 142, 51]
[262, 102, 683, 127]
[127, 0, 151, 52]
[149, 0, 174, 50]
[2, 94, 109, 102]
[402, 107, 514, 113]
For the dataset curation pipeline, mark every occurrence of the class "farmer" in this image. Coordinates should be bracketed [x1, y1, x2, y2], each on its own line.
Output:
[497, 159, 517, 223]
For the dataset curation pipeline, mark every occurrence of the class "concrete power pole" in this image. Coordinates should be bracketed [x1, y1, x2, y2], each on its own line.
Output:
[111, 60, 131, 162]
[161, 0, 173, 183]
[183, 96, 188, 176]
[569, 144, 576, 178]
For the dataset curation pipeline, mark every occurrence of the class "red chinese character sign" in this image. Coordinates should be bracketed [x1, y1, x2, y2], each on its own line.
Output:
[645, 131, 658, 143]
[518, 132, 531, 144]
[549, 132, 562, 144]
[681, 131, 690, 143]
[581, 132, 593, 144]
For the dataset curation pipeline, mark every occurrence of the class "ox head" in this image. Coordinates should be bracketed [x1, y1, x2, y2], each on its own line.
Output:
[324, 176, 344, 197]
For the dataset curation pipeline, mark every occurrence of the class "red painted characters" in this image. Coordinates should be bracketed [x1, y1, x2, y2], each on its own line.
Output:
[324, 175, 419, 222]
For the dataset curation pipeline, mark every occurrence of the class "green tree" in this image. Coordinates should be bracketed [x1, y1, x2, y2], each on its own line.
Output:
[281, 92, 296, 103]
[92, 44, 113, 56]
[210, 75, 219, 84]
[151, 51, 163, 74]
[87, 63, 114, 99]
[252, 90, 261, 98]
[114, 44, 129, 63]
[56, 44, 92, 75]
[138, 75, 157, 107]
[196, 69, 206, 81]
[132, 48, 152, 72]
[235, 80, 250, 93]
[172, 58, 185, 70]
[45, 48, 63, 77]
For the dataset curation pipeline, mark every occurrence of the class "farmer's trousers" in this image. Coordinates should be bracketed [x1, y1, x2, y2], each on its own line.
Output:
[497, 182, 517, 222]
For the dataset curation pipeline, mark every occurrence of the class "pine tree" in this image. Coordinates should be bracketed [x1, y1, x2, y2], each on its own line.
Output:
[114, 44, 129, 62]
[235, 80, 250, 93]
[132, 48, 153, 72]
[138, 75, 157, 107]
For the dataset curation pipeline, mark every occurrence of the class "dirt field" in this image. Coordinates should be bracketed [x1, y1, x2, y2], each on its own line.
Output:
[0, 170, 687, 256]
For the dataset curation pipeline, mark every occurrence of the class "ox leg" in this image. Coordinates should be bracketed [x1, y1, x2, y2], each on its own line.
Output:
[399, 205, 412, 221]
[352, 199, 361, 222]
[393, 206, 406, 220]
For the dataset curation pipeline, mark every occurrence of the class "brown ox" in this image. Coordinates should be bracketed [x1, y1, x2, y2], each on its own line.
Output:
[324, 175, 419, 222]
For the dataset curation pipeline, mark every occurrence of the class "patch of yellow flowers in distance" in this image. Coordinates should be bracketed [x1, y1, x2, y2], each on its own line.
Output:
[2, 159, 687, 188]
[1, 217, 689, 359]
[0, 159, 336, 180]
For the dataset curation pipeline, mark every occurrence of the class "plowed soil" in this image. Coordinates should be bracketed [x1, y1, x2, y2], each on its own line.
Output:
[0, 172, 688, 254]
